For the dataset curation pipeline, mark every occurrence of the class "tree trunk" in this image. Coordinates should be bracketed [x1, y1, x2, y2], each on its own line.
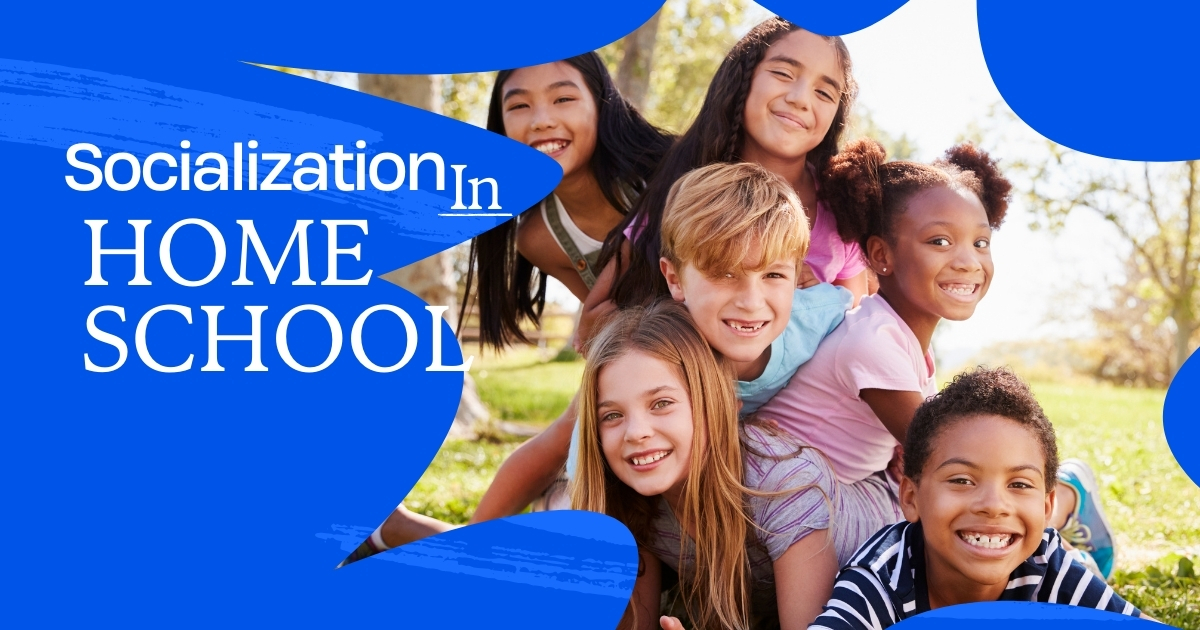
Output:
[358, 74, 489, 440]
[615, 9, 662, 112]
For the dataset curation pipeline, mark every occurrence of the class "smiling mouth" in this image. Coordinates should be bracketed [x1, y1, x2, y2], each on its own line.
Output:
[958, 531, 1017, 550]
[772, 111, 808, 130]
[532, 140, 569, 154]
[629, 450, 671, 466]
[939, 282, 980, 297]
[724, 319, 768, 334]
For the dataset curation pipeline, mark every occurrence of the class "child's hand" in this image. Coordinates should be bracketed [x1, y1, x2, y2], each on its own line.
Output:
[797, 262, 820, 289]
[575, 298, 615, 353]
[659, 616, 685, 630]
[886, 445, 904, 483]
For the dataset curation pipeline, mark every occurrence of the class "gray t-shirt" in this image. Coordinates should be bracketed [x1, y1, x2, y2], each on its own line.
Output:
[644, 424, 839, 620]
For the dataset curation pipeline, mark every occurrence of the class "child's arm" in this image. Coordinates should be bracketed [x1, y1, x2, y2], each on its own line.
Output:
[619, 549, 663, 630]
[858, 388, 926, 447]
[774, 528, 840, 629]
[575, 240, 630, 352]
[807, 567, 896, 630]
[832, 269, 870, 307]
[468, 396, 577, 523]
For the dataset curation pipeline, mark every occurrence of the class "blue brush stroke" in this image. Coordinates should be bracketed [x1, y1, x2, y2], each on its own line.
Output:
[978, 0, 1200, 160]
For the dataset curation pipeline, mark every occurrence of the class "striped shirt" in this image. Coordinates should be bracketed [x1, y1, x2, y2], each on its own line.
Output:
[646, 424, 840, 620]
[810, 521, 1140, 630]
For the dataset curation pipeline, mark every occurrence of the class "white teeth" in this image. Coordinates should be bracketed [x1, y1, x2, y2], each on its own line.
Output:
[631, 451, 669, 466]
[726, 321, 765, 332]
[941, 284, 976, 296]
[535, 141, 567, 154]
[959, 532, 1013, 549]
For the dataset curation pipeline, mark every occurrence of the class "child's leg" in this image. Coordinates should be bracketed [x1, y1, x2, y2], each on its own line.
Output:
[1054, 459, 1116, 579]
[1050, 481, 1078, 529]
[337, 505, 456, 567]
[469, 394, 578, 523]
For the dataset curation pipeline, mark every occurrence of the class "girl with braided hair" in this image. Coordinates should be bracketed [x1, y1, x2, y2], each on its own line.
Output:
[578, 17, 868, 346]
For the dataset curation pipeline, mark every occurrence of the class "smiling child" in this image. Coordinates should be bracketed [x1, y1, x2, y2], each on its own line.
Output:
[809, 368, 1142, 630]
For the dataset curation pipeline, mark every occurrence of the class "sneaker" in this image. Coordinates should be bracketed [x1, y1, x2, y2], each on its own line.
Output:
[1057, 459, 1116, 579]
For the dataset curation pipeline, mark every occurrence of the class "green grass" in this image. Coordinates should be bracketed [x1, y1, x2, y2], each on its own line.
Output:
[406, 359, 1200, 626]
[1031, 382, 1200, 565]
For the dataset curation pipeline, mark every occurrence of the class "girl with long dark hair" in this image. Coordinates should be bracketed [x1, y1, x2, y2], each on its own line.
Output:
[463, 52, 672, 350]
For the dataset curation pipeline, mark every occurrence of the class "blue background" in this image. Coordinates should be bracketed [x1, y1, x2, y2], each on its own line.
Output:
[2, 0, 1197, 627]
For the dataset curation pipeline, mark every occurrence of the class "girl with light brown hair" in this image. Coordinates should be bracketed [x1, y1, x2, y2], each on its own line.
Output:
[573, 300, 841, 630]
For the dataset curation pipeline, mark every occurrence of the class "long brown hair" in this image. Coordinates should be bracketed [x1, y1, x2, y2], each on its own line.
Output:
[603, 18, 858, 310]
[572, 301, 752, 630]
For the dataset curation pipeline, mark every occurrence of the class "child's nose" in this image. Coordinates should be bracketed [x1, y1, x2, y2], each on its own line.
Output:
[530, 106, 558, 131]
[785, 79, 812, 111]
[624, 412, 654, 442]
[972, 481, 1012, 517]
[734, 278, 767, 310]
[952, 245, 984, 272]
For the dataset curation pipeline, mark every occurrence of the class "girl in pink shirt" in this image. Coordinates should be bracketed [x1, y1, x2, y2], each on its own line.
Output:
[756, 138, 1012, 535]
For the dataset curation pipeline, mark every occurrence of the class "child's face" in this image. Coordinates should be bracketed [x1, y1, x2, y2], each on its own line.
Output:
[500, 62, 598, 181]
[660, 249, 797, 378]
[741, 30, 842, 164]
[900, 414, 1054, 592]
[879, 186, 993, 322]
[597, 351, 697, 502]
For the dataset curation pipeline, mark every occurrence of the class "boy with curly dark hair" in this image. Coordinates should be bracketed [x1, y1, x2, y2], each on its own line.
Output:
[809, 367, 1143, 629]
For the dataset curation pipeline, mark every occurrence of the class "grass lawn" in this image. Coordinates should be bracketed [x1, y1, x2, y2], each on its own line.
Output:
[404, 350, 1199, 626]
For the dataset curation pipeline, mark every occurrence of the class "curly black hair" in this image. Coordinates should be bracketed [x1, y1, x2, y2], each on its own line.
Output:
[821, 139, 1013, 251]
[904, 367, 1059, 489]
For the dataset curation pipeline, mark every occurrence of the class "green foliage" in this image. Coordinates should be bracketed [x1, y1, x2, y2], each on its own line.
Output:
[1111, 555, 1199, 628]
[601, 0, 747, 133]
[469, 346, 585, 427]
[847, 106, 919, 160]
[442, 73, 493, 126]
[1032, 382, 1200, 556]
[403, 439, 524, 524]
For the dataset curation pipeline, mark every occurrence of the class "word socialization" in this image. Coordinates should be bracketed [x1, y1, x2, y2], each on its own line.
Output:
[73, 140, 496, 374]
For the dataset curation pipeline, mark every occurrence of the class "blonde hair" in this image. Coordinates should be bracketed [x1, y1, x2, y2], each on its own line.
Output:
[660, 162, 810, 277]
[572, 301, 752, 630]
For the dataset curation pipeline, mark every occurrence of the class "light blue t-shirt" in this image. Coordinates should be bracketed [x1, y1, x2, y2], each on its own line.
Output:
[567, 284, 853, 477]
[737, 283, 853, 415]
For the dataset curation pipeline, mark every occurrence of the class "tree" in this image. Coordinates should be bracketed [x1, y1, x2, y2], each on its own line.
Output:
[358, 74, 490, 438]
[599, 0, 747, 133]
[1015, 142, 1199, 377]
[615, 9, 663, 112]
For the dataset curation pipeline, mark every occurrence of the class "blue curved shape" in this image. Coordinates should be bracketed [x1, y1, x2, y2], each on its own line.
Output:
[322, 512, 637, 628]
[2, 1, 666, 74]
[1164, 350, 1200, 489]
[759, 0, 909, 36]
[978, 0, 1200, 160]
[895, 601, 1157, 627]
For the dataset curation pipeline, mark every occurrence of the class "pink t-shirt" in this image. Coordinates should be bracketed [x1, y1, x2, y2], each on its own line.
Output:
[807, 199, 867, 283]
[755, 294, 936, 484]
